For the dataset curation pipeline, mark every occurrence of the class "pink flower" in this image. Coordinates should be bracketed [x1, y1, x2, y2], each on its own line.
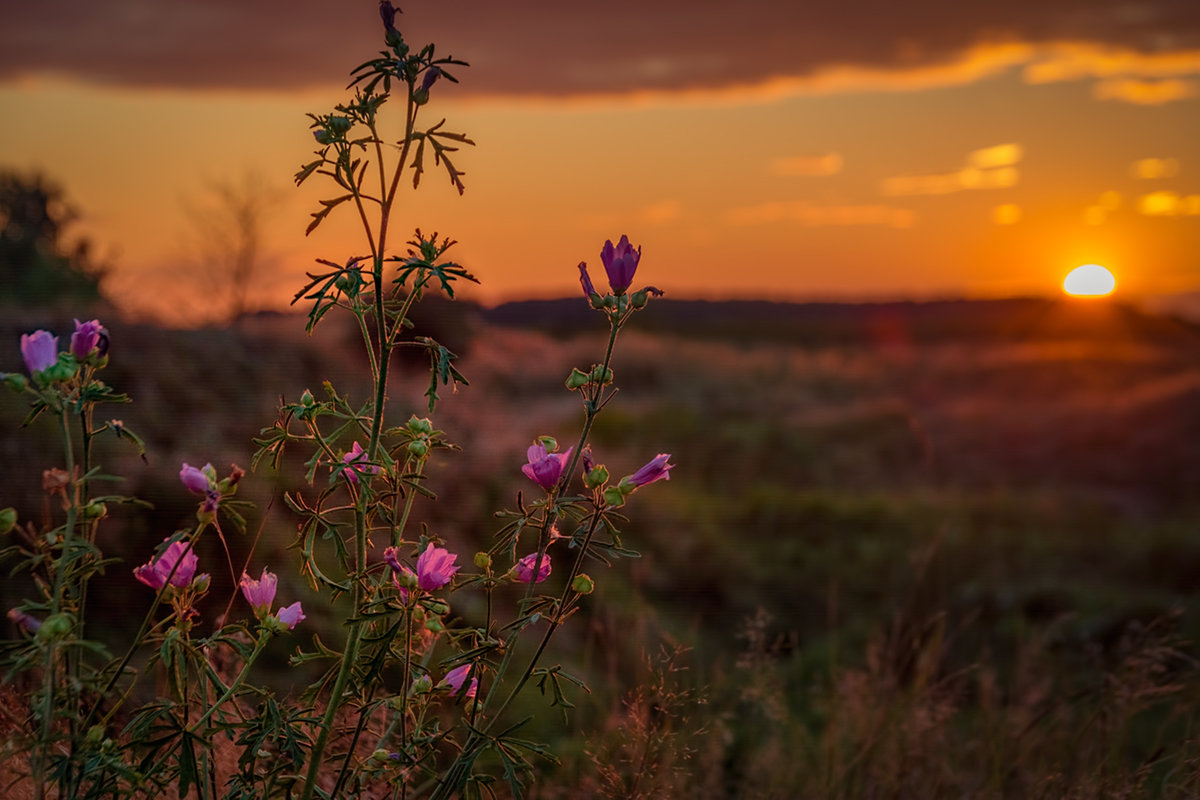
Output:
[275, 601, 306, 630]
[134, 540, 200, 589]
[599, 235, 641, 294]
[522, 443, 573, 491]
[627, 453, 674, 488]
[342, 441, 379, 484]
[240, 568, 278, 614]
[416, 542, 459, 591]
[70, 319, 105, 360]
[441, 663, 478, 698]
[578, 261, 597, 299]
[515, 552, 552, 584]
[20, 330, 58, 375]
[179, 463, 212, 494]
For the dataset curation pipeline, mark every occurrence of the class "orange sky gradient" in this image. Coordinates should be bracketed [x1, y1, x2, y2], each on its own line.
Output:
[2, 2, 1200, 323]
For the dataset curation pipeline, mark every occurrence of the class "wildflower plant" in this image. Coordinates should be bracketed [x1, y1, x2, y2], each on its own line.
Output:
[0, 5, 673, 798]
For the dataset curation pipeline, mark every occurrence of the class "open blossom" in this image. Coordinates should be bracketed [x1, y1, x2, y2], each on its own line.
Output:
[70, 319, 105, 360]
[134, 540, 201, 590]
[416, 542, 460, 591]
[440, 663, 478, 698]
[515, 551, 552, 584]
[342, 441, 379, 484]
[240, 568, 278, 614]
[20, 330, 58, 375]
[599, 235, 641, 294]
[627, 453, 674, 488]
[522, 443, 574, 491]
[275, 601, 306, 630]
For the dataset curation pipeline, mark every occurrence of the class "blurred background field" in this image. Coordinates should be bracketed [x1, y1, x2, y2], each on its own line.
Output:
[4, 296, 1200, 797]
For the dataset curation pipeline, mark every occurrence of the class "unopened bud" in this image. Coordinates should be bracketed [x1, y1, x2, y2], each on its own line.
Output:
[424, 617, 444, 633]
[589, 365, 614, 385]
[565, 368, 589, 390]
[408, 440, 428, 458]
[407, 416, 434, 435]
[0, 507, 16, 535]
[474, 551, 492, 569]
[3, 373, 27, 392]
[572, 574, 595, 594]
[631, 289, 649, 309]
[82, 501, 107, 520]
[584, 464, 609, 490]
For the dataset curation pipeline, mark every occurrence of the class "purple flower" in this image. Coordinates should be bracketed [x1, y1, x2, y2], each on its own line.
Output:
[20, 330, 58, 375]
[275, 601, 306, 630]
[599, 235, 641, 295]
[240, 568, 278, 614]
[70, 319, 104, 360]
[342, 442, 379, 484]
[416, 542, 459, 591]
[134, 540, 200, 590]
[179, 463, 212, 494]
[383, 545, 404, 573]
[522, 443, 574, 491]
[515, 552, 552, 584]
[8, 608, 42, 634]
[420, 66, 443, 93]
[379, 0, 399, 33]
[627, 453, 674, 488]
[441, 663, 478, 698]
[578, 262, 598, 299]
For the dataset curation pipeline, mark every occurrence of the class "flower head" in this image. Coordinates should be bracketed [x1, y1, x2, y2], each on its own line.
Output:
[441, 663, 478, 698]
[599, 235, 641, 294]
[342, 441, 380, 484]
[180, 462, 212, 494]
[70, 319, 105, 360]
[134, 540, 200, 590]
[515, 551, 552, 584]
[20, 330, 58, 375]
[521, 443, 574, 491]
[416, 542, 460, 591]
[240, 568, 278, 614]
[627, 453, 674, 488]
[275, 601, 306, 630]
[378, 0, 399, 33]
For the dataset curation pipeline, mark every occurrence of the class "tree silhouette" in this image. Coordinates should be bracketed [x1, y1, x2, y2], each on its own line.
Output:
[0, 169, 106, 306]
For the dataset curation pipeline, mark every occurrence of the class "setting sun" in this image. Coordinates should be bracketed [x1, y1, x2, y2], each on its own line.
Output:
[1063, 264, 1116, 297]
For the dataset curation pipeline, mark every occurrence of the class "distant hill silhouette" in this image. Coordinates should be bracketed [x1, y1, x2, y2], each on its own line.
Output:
[481, 296, 1200, 347]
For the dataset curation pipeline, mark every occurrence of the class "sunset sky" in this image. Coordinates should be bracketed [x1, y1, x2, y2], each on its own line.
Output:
[3, 1, 1200, 322]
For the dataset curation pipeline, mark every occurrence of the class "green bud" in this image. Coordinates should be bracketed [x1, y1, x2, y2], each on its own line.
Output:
[410, 674, 433, 695]
[2, 373, 27, 392]
[407, 416, 434, 435]
[565, 368, 589, 390]
[589, 293, 605, 310]
[425, 599, 450, 617]
[589, 365, 614, 385]
[81, 501, 107, 520]
[43, 355, 77, 383]
[584, 464, 609, 490]
[537, 435, 558, 452]
[372, 748, 390, 762]
[300, 389, 315, 407]
[407, 440, 428, 458]
[0, 507, 16, 535]
[603, 486, 626, 508]
[191, 574, 212, 594]
[413, 88, 430, 106]
[37, 612, 74, 642]
[424, 617, 444, 633]
[602, 295, 617, 310]
[631, 289, 649, 309]
[572, 574, 595, 594]
[86, 725, 105, 747]
[474, 551, 492, 569]
[327, 115, 353, 134]
[395, 569, 418, 591]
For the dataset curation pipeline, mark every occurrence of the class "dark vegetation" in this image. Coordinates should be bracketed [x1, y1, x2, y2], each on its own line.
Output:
[5, 296, 1200, 796]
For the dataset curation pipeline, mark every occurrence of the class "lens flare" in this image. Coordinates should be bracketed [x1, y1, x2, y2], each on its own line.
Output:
[1063, 264, 1116, 297]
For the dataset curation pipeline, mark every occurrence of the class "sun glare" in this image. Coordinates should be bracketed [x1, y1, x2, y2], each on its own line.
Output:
[1063, 264, 1116, 297]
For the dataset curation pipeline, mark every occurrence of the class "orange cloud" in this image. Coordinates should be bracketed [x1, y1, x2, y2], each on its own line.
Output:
[1094, 78, 1200, 104]
[1139, 191, 1200, 217]
[1132, 157, 1181, 179]
[726, 201, 915, 228]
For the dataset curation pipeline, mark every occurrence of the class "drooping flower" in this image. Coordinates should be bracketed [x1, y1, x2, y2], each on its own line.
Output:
[240, 568, 278, 614]
[419, 66, 443, 93]
[70, 319, 105, 360]
[275, 601, 306, 630]
[342, 441, 379, 484]
[515, 551, 552, 584]
[440, 663, 478, 698]
[179, 463, 212, 494]
[416, 542, 459, 591]
[522, 443, 574, 491]
[626, 453, 674, 488]
[599, 235, 641, 295]
[20, 330, 58, 375]
[134, 540, 201, 590]
[578, 262, 597, 299]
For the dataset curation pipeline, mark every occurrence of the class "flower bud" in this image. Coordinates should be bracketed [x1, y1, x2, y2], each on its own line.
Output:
[584, 464, 609, 490]
[372, 749, 390, 763]
[0, 507, 16, 535]
[603, 486, 626, 508]
[410, 674, 433, 694]
[631, 289, 649, 309]
[86, 725, 106, 746]
[413, 88, 430, 106]
[424, 617, 444, 633]
[572, 574, 595, 594]
[425, 599, 450, 617]
[300, 389, 315, 407]
[408, 440, 428, 458]
[42, 356, 77, 383]
[537, 435, 558, 452]
[3, 373, 28, 392]
[589, 365, 614, 385]
[474, 551, 492, 569]
[565, 368, 589, 390]
[82, 501, 107, 520]
[37, 612, 74, 642]
[407, 416, 434, 435]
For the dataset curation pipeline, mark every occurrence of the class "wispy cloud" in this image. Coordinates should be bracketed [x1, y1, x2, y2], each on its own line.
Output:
[881, 144, 1022, 197]
[1131, 157, 1181, 179]
[1093, 77, 1200, 104]
[770, 153, 843, 177]
[726, 201, 915, 228]
[1139, 191, 1200, 216]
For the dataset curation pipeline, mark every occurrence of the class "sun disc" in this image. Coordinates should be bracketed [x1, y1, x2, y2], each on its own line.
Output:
[1063, 264, 1116, 297]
